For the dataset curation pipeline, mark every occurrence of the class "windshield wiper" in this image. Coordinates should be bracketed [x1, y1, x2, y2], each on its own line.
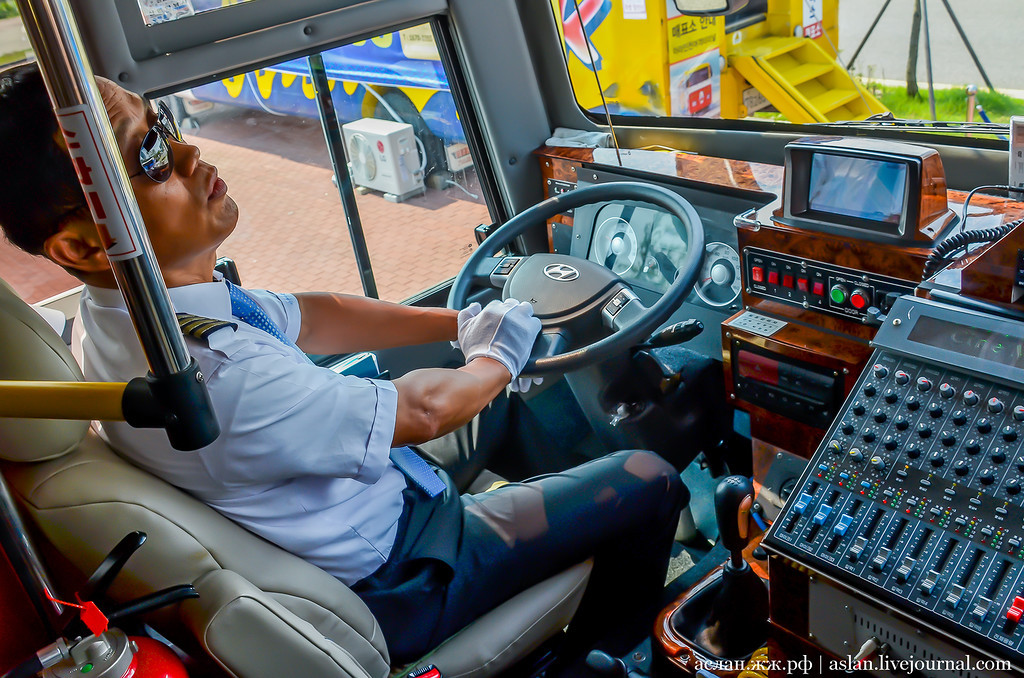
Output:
[823, 113, 1008, 137]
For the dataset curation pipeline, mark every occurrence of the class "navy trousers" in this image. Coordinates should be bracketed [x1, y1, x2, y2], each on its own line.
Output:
[352, 449, 685, 663]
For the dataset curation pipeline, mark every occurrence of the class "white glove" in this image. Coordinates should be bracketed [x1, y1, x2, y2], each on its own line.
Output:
[509, 376, 544, 393]
[456, 298, 542, 380]
[450, 302, 482, 350]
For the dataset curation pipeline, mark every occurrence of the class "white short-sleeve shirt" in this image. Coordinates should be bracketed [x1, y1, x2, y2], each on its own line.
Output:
[79, 276, 407, 584]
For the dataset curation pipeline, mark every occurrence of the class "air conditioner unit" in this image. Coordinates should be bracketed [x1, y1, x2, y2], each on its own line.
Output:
[342, 118, 425, 202]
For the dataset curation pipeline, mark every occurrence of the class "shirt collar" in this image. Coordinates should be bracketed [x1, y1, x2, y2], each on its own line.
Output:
[85, 271, 232, 320]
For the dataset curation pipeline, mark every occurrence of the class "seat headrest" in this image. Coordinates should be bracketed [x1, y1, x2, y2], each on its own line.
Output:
[0, 277, 89, 462]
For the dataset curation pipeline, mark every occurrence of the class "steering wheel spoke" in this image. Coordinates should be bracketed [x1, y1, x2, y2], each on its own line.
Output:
[601, 287, 648, 333]
[466, 255, 526, 291]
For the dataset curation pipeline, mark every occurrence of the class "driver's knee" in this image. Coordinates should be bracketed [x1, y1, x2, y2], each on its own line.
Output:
[600, 449, 688, 524]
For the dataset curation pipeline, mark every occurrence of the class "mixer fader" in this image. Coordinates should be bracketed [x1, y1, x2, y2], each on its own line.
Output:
[765, 296, 1024, 669]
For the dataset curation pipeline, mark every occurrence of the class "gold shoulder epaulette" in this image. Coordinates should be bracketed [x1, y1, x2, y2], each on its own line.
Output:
[176, 313, 238, 342]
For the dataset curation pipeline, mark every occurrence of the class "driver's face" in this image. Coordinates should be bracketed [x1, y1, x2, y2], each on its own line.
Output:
[100, 79, 238, 286]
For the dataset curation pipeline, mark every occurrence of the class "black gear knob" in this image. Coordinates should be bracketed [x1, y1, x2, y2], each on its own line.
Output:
[715, 475, 754, 568]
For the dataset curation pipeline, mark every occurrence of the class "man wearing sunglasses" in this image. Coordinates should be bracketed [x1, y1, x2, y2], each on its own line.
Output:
[0, 62, 686, 663]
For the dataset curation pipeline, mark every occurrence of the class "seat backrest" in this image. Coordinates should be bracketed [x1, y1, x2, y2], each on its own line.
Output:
[0, 279, 389, 676]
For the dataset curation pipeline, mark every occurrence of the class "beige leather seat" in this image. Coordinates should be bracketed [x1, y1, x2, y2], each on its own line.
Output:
[0, 278, 592, 678]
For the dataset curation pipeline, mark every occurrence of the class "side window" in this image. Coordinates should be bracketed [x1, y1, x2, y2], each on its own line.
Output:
[169, 22, 489, 301]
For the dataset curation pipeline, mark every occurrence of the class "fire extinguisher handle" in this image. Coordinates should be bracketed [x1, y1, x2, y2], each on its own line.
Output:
[107, 585, 199, 623]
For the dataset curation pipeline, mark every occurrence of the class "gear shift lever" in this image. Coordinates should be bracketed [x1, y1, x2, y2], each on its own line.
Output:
[716, 475, 755, 570]
[668, 475, 768, 660]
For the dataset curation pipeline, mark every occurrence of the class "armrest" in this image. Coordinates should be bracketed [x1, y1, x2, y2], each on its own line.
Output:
[181, 570, 389, 678]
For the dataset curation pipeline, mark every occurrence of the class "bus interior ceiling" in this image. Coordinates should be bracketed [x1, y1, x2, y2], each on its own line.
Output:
[2, 0, 1024, 676]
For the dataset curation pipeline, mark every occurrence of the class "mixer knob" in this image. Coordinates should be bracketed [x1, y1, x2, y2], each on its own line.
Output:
[979, 469, 995, 485]
[906, 396, 921, 411]
[991, 448, 1007, 464]
[873, 409, 888, 423]
[954, 460, 970, 477]
[929, 403, 944, 418]
[883, 435, 899, 451]
[1017, 456, 1024, 472]
[966, 440, 982, 455]
[884, 388, 899, 404]
[941, 432, 957, 447]
[862, 430, 877, 443]
[952, 410, 968, 426]
[852, 402, 867, 416]
[1015, 405, 1024, 422]
[895, 371, 911, 386]
[863, 384, 877, 397]
[929, 453, 945, 468]
[873, 364, 889, 379]
[939, 383, 956, 399]
[977, 418, 993, 434]
[1007, 479, 1021, 495]
[1002, 426, 1018, 442]
[988, 398, 1005, 414]
[849, 449, 865, 463]
[963, 390, 980, 406]
[917, 377, 933, 392]
[828, 440, 843, 455]
[894, 415, 910, 431]
[841, 422, 855, 436]
[870, 456, 887, 472]
[905, 446, 922, 459]
[917, 424, 933, 439]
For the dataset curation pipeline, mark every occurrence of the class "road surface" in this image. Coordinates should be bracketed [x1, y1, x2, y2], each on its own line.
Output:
[838, 0, 1024, 92]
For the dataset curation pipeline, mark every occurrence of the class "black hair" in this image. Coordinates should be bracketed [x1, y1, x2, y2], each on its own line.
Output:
[0, 61, 87, 255]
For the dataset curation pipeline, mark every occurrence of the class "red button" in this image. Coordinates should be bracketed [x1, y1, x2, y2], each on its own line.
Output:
[751, 266, 764, 283]
[768, 271, 779, 285]
[850, 291, 869, 310]
[812, 281, 825, 296]
[1007, 597, 1024, 624]
[797, 278, 809, 292]
[782, 274, 794, 289]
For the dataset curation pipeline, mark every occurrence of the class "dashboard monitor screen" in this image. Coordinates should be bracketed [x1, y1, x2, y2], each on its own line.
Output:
[808, 153, 907, 225]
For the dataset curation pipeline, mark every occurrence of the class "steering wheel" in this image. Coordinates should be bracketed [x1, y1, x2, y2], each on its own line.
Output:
[448, 181, 705, 378]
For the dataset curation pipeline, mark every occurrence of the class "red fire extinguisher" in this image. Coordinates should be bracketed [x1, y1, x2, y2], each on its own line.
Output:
[2, 533, 195, 678]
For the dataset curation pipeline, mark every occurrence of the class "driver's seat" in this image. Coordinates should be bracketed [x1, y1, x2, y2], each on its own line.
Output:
[0, 277, 592, 678]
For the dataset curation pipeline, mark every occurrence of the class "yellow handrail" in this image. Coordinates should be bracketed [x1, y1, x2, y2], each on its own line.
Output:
[0, 381, 127, 421]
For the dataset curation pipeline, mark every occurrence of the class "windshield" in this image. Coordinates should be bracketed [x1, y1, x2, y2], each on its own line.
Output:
[552, 0, 1023, 132]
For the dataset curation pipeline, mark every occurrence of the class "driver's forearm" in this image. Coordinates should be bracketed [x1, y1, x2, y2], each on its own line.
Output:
[391, 358, 510, 446]
[295, 292, 458, 354]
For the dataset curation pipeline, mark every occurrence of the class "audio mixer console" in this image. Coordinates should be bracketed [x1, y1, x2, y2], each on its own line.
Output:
[764, 295, 1024, 671]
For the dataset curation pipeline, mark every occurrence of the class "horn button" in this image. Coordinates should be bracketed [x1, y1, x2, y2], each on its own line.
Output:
[504, 254, 621, 320]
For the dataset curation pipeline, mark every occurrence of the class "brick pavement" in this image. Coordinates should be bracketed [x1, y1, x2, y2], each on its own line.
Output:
[0, 108, 488, 304]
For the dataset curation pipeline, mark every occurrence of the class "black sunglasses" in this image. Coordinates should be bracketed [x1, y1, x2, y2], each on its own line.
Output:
[130, 101, 184, 183]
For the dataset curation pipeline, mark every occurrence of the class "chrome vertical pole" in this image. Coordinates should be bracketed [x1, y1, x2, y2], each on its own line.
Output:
[13, 0, 218, 450]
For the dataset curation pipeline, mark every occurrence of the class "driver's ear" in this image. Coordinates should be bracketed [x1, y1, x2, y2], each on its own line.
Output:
[43, 217, 111, 275]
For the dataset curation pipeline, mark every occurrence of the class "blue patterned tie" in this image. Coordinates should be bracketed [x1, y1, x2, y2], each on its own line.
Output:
[226, 280, 300, 350]
[390, 446, 446, 497]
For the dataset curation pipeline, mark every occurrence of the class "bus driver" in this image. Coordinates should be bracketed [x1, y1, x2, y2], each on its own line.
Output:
[0, 63, 685, 663]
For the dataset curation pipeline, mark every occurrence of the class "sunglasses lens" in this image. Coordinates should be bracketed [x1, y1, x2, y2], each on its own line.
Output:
[157, 101, 183, 143]
[139, 128, 173, 183]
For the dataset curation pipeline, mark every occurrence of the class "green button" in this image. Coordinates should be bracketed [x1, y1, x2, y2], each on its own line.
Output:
[830, 286, 847, 304]
[81, 664, 94, 673]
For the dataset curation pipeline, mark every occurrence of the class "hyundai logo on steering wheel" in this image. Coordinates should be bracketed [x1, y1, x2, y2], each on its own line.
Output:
[543, 263, 580, 282]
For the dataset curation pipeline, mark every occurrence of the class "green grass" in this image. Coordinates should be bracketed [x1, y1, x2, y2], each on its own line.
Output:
[0, 1, 18, 20]
[871, 83, 1024, 123]
[0, 48, 30, 66]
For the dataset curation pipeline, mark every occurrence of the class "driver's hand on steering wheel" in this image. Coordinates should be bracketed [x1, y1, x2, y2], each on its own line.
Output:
[454, 299, 543, 392]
